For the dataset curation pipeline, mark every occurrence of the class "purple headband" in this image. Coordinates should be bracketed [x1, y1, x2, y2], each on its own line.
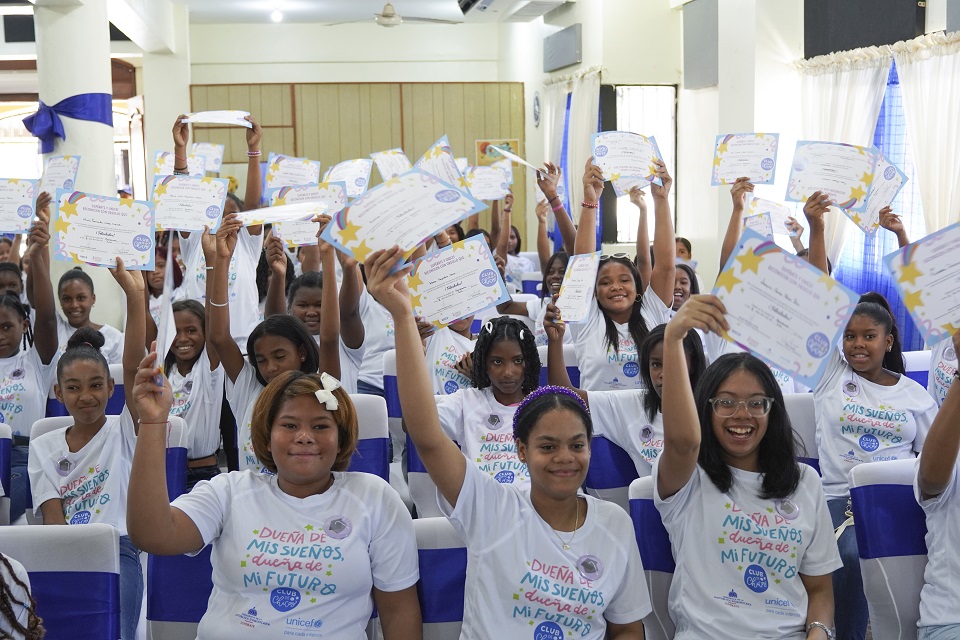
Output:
[512, 385, 589, 437]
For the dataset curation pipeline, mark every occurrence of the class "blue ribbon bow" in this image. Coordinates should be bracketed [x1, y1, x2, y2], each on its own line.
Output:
[22, 92, 114, 154]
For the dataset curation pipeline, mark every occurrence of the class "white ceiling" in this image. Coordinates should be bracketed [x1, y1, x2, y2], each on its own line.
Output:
[170, 0, 468, 25]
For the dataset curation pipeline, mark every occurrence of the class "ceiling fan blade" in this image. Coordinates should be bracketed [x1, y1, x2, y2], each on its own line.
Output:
[321, 19, 373, 26]
[401, 16, 464, 24]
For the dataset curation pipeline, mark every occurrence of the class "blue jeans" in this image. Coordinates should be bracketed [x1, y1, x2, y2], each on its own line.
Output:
[186, 465, 221, 491]
[919, 625, 960, 639]
[9, 444, 28, 522]
[119, 535, 143, 640]
[356, 379, 385, 397]
[828, 497, 869, 640]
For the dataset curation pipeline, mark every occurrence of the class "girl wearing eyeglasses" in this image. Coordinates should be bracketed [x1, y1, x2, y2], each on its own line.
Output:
[654, 294, 841, 640]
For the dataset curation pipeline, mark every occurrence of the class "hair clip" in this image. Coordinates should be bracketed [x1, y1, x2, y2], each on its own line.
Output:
[519, 329, 525, 340]
[483, 320, 494, 334]
[314, 372, 342, 410]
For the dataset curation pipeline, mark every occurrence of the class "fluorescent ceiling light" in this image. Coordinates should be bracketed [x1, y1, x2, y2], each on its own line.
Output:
[0, 5, 33, 16]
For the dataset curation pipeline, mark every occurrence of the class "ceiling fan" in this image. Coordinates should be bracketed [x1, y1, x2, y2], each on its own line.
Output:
[326, 2, 463, 27]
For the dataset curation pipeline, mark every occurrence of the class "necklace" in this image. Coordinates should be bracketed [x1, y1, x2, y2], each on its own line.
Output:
[552, 498, 580, 550]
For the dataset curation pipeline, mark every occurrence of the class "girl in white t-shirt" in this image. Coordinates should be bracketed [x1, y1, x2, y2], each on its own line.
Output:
[127, 363, 421, 639]
[209, 213, 339, 472]
[568, 158, 675, 391]
[28, 260, 149, 640]
[915, 329, 960, 640]
[497, 251, 571, 347]
[368, 245, 651, 639]
[420, 314, 475, 396]
[655, 295, 841, 640]
[56, 268, 124, 364]
[0, 553, 42, 639]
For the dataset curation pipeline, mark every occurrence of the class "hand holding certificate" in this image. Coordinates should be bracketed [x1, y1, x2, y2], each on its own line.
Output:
[415, 135, 468, 193]
[407, 237, 508, 327]
[53, 191, 156, 270]
[745, 196, 797, 236]
[785, 141, 878, 211]
[233, 201, 326, 227]
[370, 149, 412, 181]
[711, 133, 779, 186]
[265, 153, 322, 189]
[845, 153, 908, 235]
[155, 151, 205, 178]
[323, 159, 373, 199]
[591, 131, 663, 186]
[884, 222, 960, 347]
[320, 169, 487, 263]
[0, 179, 38, 234]
[40, 156, 80, 198]
[555, 252, 600, 323]
[152, 175, 229, 232]
[712, 228, 859, 387]
[182, 110, 252, 128]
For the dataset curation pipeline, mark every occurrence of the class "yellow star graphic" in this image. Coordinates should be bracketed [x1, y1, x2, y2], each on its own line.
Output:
[897, 260, 923, 286]
[410, 293, 422, 309]
[272, 195, 287, 206]
[59, 199, 80, 218]
[860, 171, 874, 187]
[68, 252, 83, 264]
[850, 213, 863, 227]
[54, 217, 71, 235]
[457, 176, 469, 189]
[153, 182, 168, 197]
[351, 239, 373, 262]
[384, 177, 402, 187]
[119, 198, 135, 208]
[714, 268, 742, 293]
[712, 156, 723, 168]
[302, 158, 312, 166]
[265, 172, 276, 184]
[269, 162, 280, 174]
[717, 141, 729, 154]
[902, 288, 923, 311]
[648, 163, 658, 176]
[849, 185, 867, 202]
[338, 220, 362, 245]
[407, 271, 424, 290]
[755, 133, 767, 139]
[736, 250, 763, 274]
[200, 176, 214, 184]
[818, 273, 838, 291]
[940, 321, 960, 336]
[7, 178, 19, 185]
[88, 467, 95, 474]
[305, 524, 314, 531]
[609, 172, 621, 182]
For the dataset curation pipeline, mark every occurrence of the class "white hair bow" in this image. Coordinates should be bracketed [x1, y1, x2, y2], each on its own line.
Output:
[314, 372, 342, 410]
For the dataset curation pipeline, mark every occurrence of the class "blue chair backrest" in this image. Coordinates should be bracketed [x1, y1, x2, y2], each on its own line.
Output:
[536, 344, 581, 388]
[346, 394, 390, 481]
[628, 477, 676, 640]
[904, 350, 931, 388]
[521, 271, 542, 295]
[46, 363, 126, 417]
[583, 436, 639, 511]
[415, 517, 466, 639]
[0, 424, 11, 524]
[147, 547, 214, 625]
[783, 393, 821, 475]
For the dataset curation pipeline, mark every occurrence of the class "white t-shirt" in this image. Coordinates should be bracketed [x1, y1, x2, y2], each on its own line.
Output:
[447, 462, 651, 638]
[0, 553, 32, 634]
[356, 289, 394, 390]
[814, 351, 938, 498]
[171, 470, 418, 640]
[312, 334, 363, 396]
[226, 361, 264, 472]
[653, 462, 842, 639]
[436, 387, 527, 487]
[424, 328, 474, 395]
[28, 408, 136, 534]
[505, 253, 535, 293]
[928, 338, 957, 407]
[0, 347, 57, 437]
[568, 286, 671, 391]
[167, 347, 225, 458]
[179, 228, 261, 350]
[56, 314, 124, 365]
[525, 297, 573, 348]
[589, 389, 663, 477]
[914, 458, 960, 627]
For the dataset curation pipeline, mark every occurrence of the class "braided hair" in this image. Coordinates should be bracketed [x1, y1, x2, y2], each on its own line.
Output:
[0, 291, 32, 352]
[471, 317, 540, 395]
[0, 553, 44, 640]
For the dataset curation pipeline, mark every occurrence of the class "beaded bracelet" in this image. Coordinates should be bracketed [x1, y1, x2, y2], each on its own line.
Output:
[548, 195, 560, 204]
[247, 150, 262, 157]
[551, 202, 564, 212]
[173, 169, 189, 176]
[581, 201, 599, 209]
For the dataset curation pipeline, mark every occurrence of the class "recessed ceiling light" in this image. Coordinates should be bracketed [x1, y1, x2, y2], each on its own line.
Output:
[270, 9, 283, 22]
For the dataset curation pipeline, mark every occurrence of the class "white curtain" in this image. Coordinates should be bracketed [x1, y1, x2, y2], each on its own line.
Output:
[798, 49, 891, 262]
[567, 67, 601, 220]
[894, 31, 960, 233]
[541, 81, 569, 168]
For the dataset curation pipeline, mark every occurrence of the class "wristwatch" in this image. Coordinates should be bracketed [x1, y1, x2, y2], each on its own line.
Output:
[806, 621, 835, 639]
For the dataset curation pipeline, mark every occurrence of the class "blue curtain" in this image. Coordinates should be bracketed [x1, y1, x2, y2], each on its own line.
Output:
[834, 62, 927, 352]
[553, 92, 574, 253]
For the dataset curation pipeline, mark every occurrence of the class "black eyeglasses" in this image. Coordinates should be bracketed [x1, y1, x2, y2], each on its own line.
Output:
[599, 252, 629, 261]
[708, 397, 774, 418]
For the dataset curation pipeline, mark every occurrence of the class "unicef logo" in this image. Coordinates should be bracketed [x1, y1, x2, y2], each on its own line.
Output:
[63, 179, 74, 190]
[354, 177, 366, 187]
[744, 564, 769, 593]
[494, 470, 515, 483]
[443, 380, 459, 394]
[533, 621, 564, 640]
[594, 145, 609, 158]
[131, 234, 152, 252]
[479, 268, 498, 287]
[70, 510, 92, 524]
[805, 332, 829, 358]
[269, 587, 301, 612]
[859, 434, 880, 452]
[884, 166, 896, 180]
[324, 515, 353, 540]
[205, 205, 220, 220]
[622, 361, 640, 377]
[760, 158, 774, 171]
[16, 205, 32, 219]
[434, 189, 461, 204]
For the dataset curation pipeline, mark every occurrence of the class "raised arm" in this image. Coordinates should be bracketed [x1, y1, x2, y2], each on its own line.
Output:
[316, 216, 341, 379]
[241, 116, 263, 223]
[648, 158, 676, 307]
[127, 350, 205, 555]
[878, 207, 909, 248]
[534, 200, 552, 269]
[630, 187, 651, 290]
[802, 192, 831, 274]
[543, 304, 589, 405]
[24, 192, 57, 364]
[338, 252, 365, 350]
[200, 227, 221, 370]
[207, 213, 245, 382]
[573, 158, 605, 255]
[918, 330, 960, 499]
[536, 162, 576, 254]
[719, 177, 754, 270]
[658, 294, 729, 499]
[785, 217, 806, 254]
[365, 247, 466, 507]
[109, 259, 146, 427]
[263, 230, 288, 318]
[494, 197, 511, 267]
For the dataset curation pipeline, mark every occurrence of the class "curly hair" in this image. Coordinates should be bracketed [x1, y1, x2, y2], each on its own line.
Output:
[471, 317, 541, 395]
[0, 554, 44, 639]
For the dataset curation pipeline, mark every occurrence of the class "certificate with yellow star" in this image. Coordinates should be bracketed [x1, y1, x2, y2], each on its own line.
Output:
[319, 168, 487, 265]
[267, 182, 347, 216]
[265, 152, 322, 190]
[711, 133, 779, 185]
[151, 174, 230, 232]
[370, 148, 412, 182]
[0, 178, 38, 234]
[407, 236, 508, 328]
[785, 141, 878, 212]
[154, 151, 205, 178]
[745, 196, 798, 237]
[323, 159, 373, 199]
[883, 221, 960, 347]
[842, 152, 908, 235]
[464, 166, 511, 201]
[415, 135, 467, 194]
[39, 155, 80, 198]
[591, 131, 663, 187]
[190, 142, 225, 173]
[555, 252, 601, 323]
[713, 228, 860, 387]
[52, 190, 156, 270]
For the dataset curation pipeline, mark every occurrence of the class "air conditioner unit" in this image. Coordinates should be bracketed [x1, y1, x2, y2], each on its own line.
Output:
[459, 0, 575, 22]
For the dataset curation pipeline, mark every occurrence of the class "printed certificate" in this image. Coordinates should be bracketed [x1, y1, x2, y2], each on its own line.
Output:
[152, 175, 229, 232]
[591, 131, 663, 186]
[182, 110, 252, 128]
[0, 179, 38, 234]
[745, 196, 797, 236]
[711, 133, 779, 186]
[233, 201, 326, 227]
[370, 149, 412, 181]
[556, 252, 601, 323]
[415, 135, 468, 193]
[465, 166, 511, 201]
[845, 153, 908, 235]
[53, 191, 156, 270]
[154, 151, 206, 178]
[267, 182, 348, 216]
[323, 159, 373, 199]
[265, 153, 322, 190]
[40, 156, 80, 197]
[785, 141, 878, 212]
